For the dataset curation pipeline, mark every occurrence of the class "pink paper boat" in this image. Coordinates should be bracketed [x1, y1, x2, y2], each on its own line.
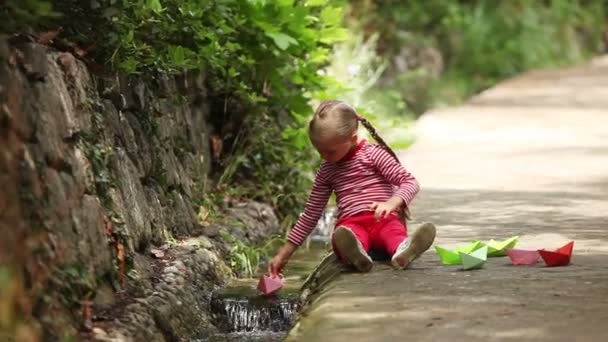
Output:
[506, 248, 541, 265]
[257, 274, 283, 296]
[538, 241, 574, 267]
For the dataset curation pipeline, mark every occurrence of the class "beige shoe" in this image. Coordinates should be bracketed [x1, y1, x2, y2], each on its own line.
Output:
[391, 222, 436, 269]
[333, 226, 373, 272]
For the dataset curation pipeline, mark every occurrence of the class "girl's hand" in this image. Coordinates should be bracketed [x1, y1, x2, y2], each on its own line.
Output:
[370, 196, 404, 220]
[268, 254, 288, 277]
[268, 242, 297, 276]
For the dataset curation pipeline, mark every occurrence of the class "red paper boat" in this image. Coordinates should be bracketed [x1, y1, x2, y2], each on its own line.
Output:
[257, 274, 283, 296]
[506, 248, 541, 265]
[538, 241, 574, 267]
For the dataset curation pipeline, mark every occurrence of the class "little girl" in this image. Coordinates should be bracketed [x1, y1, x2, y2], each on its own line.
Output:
[269, 100, 436, 274]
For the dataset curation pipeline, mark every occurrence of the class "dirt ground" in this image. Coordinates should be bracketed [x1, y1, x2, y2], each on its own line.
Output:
[285, 57, 608, 342]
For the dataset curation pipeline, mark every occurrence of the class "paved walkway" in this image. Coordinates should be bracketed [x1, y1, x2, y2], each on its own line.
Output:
[286, 57, 608, 342]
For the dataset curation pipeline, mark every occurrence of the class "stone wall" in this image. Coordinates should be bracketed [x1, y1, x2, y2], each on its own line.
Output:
[0, 36, 280, 341]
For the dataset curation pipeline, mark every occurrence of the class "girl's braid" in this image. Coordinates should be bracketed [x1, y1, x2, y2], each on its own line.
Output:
[358, 117, 400, 163]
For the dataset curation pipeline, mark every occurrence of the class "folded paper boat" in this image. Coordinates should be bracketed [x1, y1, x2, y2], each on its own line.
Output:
[484, 236, 519, 257]
[435, 240, 484, 265]
[257, 274, 283, 296]
[506, 248, 541, 265]
[538, 241, 574, 267]
[459, 245, 488, 270]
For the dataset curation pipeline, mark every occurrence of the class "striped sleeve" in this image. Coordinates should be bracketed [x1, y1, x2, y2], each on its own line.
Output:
[287, 166, 332, 246]
[369, 146, 420, 207]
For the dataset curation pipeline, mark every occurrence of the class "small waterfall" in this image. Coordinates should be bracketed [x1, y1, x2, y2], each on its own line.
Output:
[204, 285, 300, 341]
[210, 296, 300, 333]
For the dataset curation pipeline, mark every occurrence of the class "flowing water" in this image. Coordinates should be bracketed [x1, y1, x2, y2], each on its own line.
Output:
[201, 332, 288, 342]
[212, 297, 298, 332]
[202, 281, 301, 341]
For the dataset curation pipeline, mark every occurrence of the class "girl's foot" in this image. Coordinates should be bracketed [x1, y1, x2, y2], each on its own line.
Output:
[333, 226, 373, 272]
[391, 222, 436, 269]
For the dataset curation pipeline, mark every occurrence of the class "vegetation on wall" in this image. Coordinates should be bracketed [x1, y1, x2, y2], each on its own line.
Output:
[1, 0, 350, 227]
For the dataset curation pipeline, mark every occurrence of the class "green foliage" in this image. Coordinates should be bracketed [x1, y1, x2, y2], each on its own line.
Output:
[95, 0, 347, 114]
[347, 0, 607, 111]
[225, 234, 285, 278]
[100, 0, 347, 223]
[438, 1, 604, 90]
[218, 112, 317, 227]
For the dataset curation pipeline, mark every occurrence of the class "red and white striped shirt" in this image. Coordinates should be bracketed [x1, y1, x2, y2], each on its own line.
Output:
[287, 140, 420, 246]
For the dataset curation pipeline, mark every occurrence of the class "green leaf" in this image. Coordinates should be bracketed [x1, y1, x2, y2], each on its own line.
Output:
[309, 47, 329, 63]
[123, 30, 134, 44]
[320, 27, 349, 43]
[147, 0, 163, 13]
[320, 6, 343, 27]
[306, 0, 326, 6]
[118, 58, 139, 73]
[228, 67, 239, 77]
[291, 73, 304, 84]
[266, 32, 299, 50]
[247, 92, 267, 104]
[166, 45, 196, 68]
[276, 0, 295, 7]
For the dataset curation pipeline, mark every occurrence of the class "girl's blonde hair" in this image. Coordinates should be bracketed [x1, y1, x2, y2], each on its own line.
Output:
[309, 100, 399, 162]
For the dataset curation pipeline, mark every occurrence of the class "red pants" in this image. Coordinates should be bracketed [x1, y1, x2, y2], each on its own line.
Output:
[332, 212, 408, 256]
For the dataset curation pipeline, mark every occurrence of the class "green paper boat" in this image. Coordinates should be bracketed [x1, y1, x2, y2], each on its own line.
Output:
[484, 236, 519, 257]
[435, 240, 485, 265]
[459, 245, 488, 270]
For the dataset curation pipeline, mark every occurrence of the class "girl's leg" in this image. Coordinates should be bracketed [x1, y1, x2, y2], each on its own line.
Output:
[332, 217, 373, 272]
[391, 222, 437, 269]
[371, 215, 437, 269]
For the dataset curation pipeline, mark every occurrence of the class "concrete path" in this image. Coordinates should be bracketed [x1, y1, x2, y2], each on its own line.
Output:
[286, 57, 608, 342]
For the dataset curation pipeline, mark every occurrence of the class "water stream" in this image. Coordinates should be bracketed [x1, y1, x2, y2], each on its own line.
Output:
[202, 281, 301, 341]
[212, 297, 298, 332]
